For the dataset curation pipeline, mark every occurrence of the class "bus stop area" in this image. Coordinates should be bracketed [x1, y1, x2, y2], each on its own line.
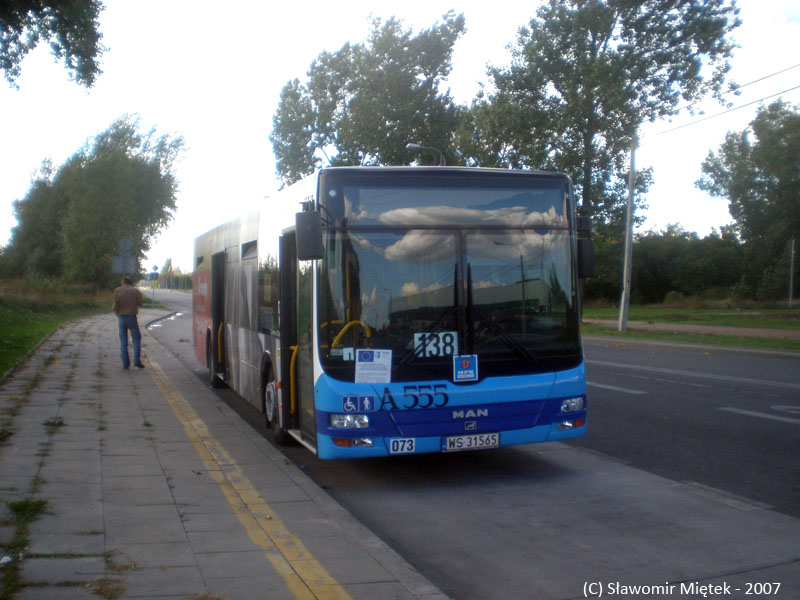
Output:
[3, 307, 800, 600]
[0, 309, 447, 600]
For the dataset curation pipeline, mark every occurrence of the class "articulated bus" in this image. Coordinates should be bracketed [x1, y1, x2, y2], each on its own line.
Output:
[193, 167, 594, 459]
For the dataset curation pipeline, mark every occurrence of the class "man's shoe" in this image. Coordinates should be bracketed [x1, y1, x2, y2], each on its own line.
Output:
[134, 363, 145, 369]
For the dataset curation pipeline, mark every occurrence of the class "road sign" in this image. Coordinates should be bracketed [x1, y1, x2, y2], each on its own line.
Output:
[112, 255, 137, 274]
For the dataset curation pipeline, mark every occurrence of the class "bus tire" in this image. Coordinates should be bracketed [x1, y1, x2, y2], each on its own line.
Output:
[265, 379, 292, 446]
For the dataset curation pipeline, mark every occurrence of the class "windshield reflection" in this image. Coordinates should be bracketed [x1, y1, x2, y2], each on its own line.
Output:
[319, 227, 578, 383]
[317, 174, 580, 383]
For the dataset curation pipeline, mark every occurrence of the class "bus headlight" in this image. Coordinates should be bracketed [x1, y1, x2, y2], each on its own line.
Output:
[329, 414, 370, 429]
[560, 396, 585, 413]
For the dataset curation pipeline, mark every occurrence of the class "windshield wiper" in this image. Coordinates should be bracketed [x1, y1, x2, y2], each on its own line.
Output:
[466, 263, 537, 364]
[397, 263, 460, 368]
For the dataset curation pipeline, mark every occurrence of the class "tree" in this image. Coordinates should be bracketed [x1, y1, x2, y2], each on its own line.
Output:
[631, 225, 743, 303]
[271, 12, 466, 184]
[61, 117, 183, 286]
[4, 159, 69, 278]
[5, 116, 183, 288]
[462, 0, 739, 234]
[697, 101, 800, 297]
[0, 0, 105, 87]
[584, 225, 745, 303]
[271, 79, 317, 185]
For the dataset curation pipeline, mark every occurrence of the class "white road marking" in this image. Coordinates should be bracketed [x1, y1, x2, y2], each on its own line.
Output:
[587, 360, 800, 390]
[718, 407, 800, 425]
[587, 382, 647, 395]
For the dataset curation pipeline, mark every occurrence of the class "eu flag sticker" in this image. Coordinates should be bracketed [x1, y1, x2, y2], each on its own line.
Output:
[355, 349, 393, 384]
[453, 354, 478, 382]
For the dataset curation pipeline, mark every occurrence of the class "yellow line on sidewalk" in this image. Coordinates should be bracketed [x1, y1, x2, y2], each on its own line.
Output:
[147, 359, 353, 600]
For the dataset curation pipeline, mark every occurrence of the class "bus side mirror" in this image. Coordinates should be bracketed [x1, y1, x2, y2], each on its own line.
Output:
[578, 239, 595, 279]
[296, 210, 324, 261]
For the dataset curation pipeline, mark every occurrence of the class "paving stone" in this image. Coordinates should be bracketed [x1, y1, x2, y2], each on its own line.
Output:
[27, 532, 104, 555]
[21, 556, 105, 584]
[105, 541, 196, 569]
[102, 475, 174, 506]
[0, 524, 14, 545]
[28, 506, 104, 536]
[0, 310, 447, 600]
[117, 565, 206, 597]
[103, 504, 187, 545]
[194, 549, 278, 581]
[204, 576, 297, 600]
[17, 586, 96, 600]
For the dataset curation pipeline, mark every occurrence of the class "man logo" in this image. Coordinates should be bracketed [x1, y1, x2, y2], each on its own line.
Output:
[452, 409, 488, 419]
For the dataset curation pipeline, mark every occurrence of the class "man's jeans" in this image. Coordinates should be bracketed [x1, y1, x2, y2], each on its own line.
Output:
[118, 314, 142, 368]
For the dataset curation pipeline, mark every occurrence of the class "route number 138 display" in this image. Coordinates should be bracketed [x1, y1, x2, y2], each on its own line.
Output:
[413, 331, 458, 358]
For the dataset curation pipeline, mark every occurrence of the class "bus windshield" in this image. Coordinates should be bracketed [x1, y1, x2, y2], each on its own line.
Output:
[317, 171, 581, 383]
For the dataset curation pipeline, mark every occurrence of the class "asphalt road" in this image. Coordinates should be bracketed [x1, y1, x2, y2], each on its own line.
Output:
[148, 291, 800, 600]
[151, 289, 800, 519]
[577, 337, 800, 519]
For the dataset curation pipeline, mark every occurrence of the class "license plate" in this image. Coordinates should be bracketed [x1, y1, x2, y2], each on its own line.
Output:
[442, 433, 499, 452]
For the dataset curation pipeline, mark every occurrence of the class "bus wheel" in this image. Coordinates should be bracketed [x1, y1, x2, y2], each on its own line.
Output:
[265, 380, 292, 446]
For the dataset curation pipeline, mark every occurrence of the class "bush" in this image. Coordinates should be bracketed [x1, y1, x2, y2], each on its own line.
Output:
[663, 291, 684, 305]
[698, 287, 730, 301]
[0, 279, 110, 312]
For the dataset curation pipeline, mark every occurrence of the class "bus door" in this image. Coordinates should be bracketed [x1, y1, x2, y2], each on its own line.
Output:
[210, 251, 226, 378]
[279, 232, 317, 447]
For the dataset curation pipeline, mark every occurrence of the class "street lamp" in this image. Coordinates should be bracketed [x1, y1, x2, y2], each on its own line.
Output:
[406, 143, 446, 166]
[618, 132, 638, 331]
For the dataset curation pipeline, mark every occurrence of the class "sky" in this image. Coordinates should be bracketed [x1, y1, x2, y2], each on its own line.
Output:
[1, 0, 799, 274]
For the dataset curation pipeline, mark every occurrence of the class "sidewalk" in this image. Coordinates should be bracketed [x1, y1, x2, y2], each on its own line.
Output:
[0, 310, 448, 600]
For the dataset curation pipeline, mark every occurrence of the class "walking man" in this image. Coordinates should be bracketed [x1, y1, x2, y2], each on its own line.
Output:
[112, 276, 144, 369]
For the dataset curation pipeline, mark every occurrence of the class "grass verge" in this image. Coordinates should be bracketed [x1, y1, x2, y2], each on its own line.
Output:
[581, 322, 800, 352]
[0, 299, 75, 378]
[583, 304, 800, 331]
[0, 279, 162, 376]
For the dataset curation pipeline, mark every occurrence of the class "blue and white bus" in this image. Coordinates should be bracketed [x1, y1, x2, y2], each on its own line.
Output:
[193, 167, 593, 459]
